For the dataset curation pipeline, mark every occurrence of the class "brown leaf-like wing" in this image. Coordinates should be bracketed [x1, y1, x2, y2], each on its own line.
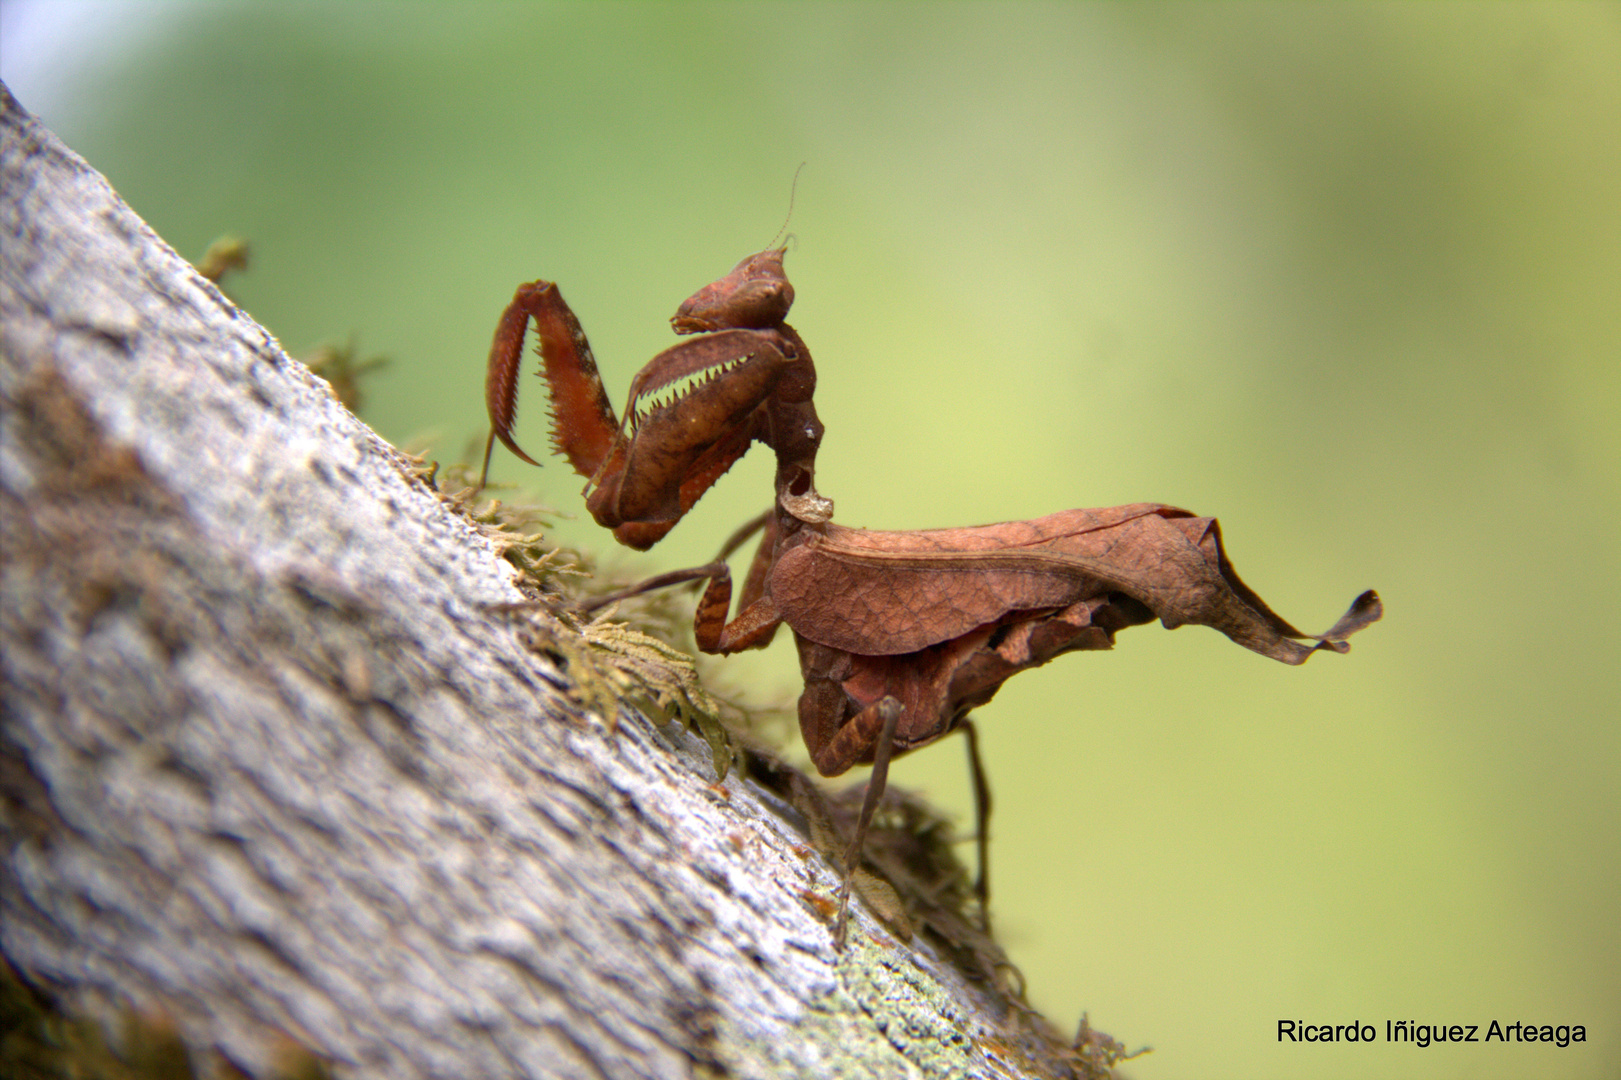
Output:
[770, 505, 1169, 654]
[771, 504, 1380, 664]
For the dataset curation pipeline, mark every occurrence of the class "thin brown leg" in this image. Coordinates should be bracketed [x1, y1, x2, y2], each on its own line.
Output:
[833, 696, 902, 948]
[478, 429, 498, 490]
[576, 562, 730, 615]
[712, 508, 773, 564]
[960, 719, 992, 930]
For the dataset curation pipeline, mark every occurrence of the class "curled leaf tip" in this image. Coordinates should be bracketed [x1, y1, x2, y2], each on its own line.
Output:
[1319, 589, 1383, 646]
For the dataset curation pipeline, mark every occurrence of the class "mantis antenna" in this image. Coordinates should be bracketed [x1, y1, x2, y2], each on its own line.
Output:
[766, 162, 807, 251]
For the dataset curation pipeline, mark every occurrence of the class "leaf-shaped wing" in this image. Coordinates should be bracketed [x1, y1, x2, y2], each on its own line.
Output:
[771, 504, 1380, 664]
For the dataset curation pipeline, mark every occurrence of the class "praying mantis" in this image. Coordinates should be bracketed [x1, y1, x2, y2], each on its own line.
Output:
[482, 241, 1381, 944]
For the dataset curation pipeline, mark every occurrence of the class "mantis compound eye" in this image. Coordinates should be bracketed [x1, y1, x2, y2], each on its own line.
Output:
[672, 248, 794, 333]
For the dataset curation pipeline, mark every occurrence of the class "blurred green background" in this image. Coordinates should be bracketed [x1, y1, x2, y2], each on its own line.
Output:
[5, 2, 1616, 1076]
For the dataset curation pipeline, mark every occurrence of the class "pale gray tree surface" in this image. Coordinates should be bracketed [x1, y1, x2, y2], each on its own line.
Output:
[0, 84, 1117, 1079]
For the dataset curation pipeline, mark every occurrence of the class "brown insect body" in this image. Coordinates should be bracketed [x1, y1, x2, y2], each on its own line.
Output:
[487, 241, 1381, 944]
[694, 506, 1379, 780]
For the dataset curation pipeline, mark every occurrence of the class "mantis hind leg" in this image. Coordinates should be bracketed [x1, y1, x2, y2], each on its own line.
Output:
[831, 695, 903, 948]
[960, 719, 993, 931]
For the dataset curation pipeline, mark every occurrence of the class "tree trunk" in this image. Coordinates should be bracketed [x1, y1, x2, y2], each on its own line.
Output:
[0, 83, 1116, 1080]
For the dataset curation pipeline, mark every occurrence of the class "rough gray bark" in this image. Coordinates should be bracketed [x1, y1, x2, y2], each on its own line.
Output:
[0, 85, 1104, 1079]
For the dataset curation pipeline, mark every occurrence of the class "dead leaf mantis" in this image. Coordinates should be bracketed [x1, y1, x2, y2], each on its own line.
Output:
[482, 241, 1381, 945]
